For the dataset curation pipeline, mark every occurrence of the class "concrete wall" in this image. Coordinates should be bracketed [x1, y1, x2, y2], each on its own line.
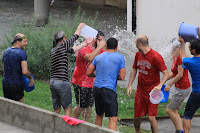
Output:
[0, 97, 120, 133]
[136, 0, 200, 45]
[73, 0, 127, 9]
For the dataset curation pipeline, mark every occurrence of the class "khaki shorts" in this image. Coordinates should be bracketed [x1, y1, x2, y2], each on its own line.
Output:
[168, 87, 191, 110]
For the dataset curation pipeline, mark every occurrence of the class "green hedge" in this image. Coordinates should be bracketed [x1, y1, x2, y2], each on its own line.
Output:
[0, 7, 99, 79]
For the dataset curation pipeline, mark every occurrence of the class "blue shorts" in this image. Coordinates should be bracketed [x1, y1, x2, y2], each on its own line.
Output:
[50, 79, 72, 110]
[93, 87, 118, 117]
[184, 92, 200, 120]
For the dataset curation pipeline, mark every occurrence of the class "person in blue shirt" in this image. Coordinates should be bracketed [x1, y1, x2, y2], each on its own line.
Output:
[86, 37, 125, 131]
[2, 33, 34, 103]
[179, 36, 200, 133]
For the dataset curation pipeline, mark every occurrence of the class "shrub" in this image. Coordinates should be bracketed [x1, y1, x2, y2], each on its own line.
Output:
[0, 7, 99, 79]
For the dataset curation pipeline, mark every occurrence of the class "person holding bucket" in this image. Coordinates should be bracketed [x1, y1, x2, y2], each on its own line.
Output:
[127, 35, 169, 133]
[50, 23, 89, 116]
[179, 37, 200, 133]
[2, 33, 34, 103]
[164, 39, 191, 133]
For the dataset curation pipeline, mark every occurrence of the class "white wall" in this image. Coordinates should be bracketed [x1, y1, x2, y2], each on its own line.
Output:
[136, 0, 200, 45]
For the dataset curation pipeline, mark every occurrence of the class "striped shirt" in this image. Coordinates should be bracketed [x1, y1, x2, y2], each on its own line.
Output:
[50, 34, 79, 81]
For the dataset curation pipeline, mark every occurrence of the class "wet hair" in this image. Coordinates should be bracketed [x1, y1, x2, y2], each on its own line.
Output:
[190, 39, 200, 55]
[107, 37, 118, 49]
[53, 31, 65, 47]
[136, 36, 149, 46]
[96, 31, 104, 39]
[11, 35, 26, 44]
[170, 38, 181, 53]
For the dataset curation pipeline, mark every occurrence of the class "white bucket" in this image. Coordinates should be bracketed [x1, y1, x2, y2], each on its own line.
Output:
[149, 90, 164, 104]
[80, 25, 98, 39]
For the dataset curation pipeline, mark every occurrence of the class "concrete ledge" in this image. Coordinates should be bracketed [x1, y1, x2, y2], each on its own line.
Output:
[0, 97, 121, 133]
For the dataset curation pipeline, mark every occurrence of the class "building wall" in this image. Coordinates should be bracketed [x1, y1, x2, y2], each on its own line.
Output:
[136, 0, 200, 45]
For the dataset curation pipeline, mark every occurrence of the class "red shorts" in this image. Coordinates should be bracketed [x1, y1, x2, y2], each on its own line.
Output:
[134, 87, 158, 117]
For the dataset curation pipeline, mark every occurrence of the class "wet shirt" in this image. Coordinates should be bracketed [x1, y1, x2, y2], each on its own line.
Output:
[182, 57, 200, 93]
[171, 55, 190, 89]
[2, 47, 27, 85]
[133, 49, 167, 93]
[92, 52, 125, 93]
[72, 45, 105, 88]
[50, 34, 78, 81]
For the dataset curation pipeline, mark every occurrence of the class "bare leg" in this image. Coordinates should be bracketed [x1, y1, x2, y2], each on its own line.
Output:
[108, 116, 118, 131]
[64, 105, 72, 116]
[95, 114, 104, 126]
[54, 107, 61, 114]
[134, 117, 141, 133]
[72, 105, 84, 119]
[148, 116, 158, 133]
[166, 107, 183, 130]
[18, 97, 24, 103]
[183, 119, 191, 133]
[82, 107, 92, 122]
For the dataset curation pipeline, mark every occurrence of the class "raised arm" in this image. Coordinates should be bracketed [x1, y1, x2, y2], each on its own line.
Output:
[179, 36, 186, 60]
[127, 68, 137, 97]
[84, 39, 106, 62]
[74, 23, 85, 36]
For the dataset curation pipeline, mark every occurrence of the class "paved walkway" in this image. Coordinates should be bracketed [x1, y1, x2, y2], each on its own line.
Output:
[141, 117, 200, 133]
[0, 122, 33, 133]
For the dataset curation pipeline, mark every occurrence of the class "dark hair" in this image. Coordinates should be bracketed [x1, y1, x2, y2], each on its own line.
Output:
[190, 39, 200, 55]
[53, 31, 65, 47]
[107, 37, 118, 49]
[96, 31, 104, 39]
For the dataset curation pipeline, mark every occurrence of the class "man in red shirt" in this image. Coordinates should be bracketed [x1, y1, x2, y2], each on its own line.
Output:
[72, 31, 106, 121]
[127, 35, 169, 133]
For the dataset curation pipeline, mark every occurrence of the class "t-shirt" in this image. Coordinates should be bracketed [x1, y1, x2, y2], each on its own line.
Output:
[2, 47, 27, 85]
[50, 34, 78, 81]
[133, 49, 167, 92]
[72, 45, 105, 88]
[92, 52, 125, 92]
[182, 57, 200, 93]
[171, 55, 190, 89]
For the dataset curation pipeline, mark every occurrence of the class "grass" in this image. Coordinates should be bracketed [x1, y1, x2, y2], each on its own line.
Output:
[1, 75, 200, 133]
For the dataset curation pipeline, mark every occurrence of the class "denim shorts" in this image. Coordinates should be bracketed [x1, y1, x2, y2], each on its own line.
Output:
[93, 87, 118, 117]
[168, 87, 191, 110]
[184, 92, 200, 120]
[50, 79, 72, 110]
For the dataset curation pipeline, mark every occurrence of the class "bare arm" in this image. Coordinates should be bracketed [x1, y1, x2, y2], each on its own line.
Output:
[84, 39, 106, 62]
[117, 68, 126, 80]
[179, 36, 186, 60]
[74, 23, 85, 36]
[153, 69, 169, 91]
[86, 64, 96, 77]
[21, 61, 34, 86]
[127, 68, 137, 97]
[164, 65, 183, 92]
[72, 42, 88, 53]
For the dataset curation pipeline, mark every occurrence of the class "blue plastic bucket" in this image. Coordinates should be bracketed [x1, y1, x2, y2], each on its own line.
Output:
[22, 74, 35, 92]
[178, 22, 199, 42]
[160, 84, 169, 103]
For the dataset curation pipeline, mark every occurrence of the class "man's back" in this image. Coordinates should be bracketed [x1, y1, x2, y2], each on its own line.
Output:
[182, 57, 200, 93]
[93, 52, 125, 92]
[2, 47, 27, 85]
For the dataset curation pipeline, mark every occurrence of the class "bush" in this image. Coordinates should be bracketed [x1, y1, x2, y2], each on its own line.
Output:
[0, 7, 99, 79]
